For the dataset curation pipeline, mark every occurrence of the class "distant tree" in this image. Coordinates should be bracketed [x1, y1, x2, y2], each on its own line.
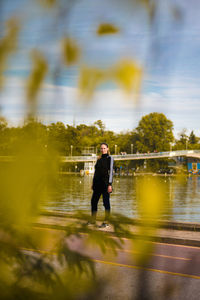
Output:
[0, 116, 7, 130]
[48, 122, 68, 154]
[189, 130, 197, 144]
[0, 117, 9, 154]
[102, 130, 117, 154]
[135, 112, 174, 153]
[127, 131, 141, 153]
[174, 129, 188, 150]
[114, 131, 132, 154]
[94, 120, 105, 136]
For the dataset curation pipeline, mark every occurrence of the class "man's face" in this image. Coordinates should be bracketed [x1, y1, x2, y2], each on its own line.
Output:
[100, 144, 108, 154]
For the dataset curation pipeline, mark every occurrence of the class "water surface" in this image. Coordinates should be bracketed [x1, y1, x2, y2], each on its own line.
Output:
[43, 175, 200, 222]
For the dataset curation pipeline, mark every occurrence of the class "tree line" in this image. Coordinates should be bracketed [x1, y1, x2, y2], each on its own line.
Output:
[0, 113, 199, 157]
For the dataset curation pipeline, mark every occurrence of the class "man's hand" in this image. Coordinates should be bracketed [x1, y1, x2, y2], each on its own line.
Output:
[107, 185, 112, 193]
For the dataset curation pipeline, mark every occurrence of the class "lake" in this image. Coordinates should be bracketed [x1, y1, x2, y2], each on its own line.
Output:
[43, 174, 200, 222]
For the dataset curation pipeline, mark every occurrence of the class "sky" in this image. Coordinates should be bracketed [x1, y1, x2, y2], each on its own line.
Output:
[1, 0, 200, 137]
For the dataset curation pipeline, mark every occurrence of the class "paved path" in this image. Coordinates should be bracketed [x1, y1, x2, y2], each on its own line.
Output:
[32, 212, 200, 278]
[26, 212, 200, 299]
[36, 212, 200, 247]
[27, 223, 200, 299]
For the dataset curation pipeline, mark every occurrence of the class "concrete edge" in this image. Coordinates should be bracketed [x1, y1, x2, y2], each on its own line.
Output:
[39, 210, 200, 232]
[33, 222, 200, 248]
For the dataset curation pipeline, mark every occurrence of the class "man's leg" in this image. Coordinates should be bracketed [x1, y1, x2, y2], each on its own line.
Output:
[102, 191, 110, 221]
[91, 190, 102, 222]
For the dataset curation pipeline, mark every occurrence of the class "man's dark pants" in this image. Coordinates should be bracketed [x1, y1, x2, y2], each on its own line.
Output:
[91, 188, 110, 220]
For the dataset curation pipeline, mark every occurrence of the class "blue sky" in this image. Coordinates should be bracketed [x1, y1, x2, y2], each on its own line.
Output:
[1, 0, 200, 137]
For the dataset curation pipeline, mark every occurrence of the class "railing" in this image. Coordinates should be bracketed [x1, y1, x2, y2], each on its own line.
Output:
[61, 150, 200, 162]
[0, 150, 200, 163]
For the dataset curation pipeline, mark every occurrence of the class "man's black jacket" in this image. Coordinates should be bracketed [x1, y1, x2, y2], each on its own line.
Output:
[92, 153, 114, 191]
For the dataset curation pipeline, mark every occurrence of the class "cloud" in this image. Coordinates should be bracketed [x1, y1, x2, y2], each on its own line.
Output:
[1, 72, 200, 136]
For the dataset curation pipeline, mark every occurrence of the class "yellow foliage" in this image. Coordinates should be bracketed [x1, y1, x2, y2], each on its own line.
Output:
[26, 50, 48, 115]
[0, 18, 20, 90]
[96, 23, 120, 35]
[0, 144, 55, 228]
[78, 59, 143, 100]
[112, 59, 143, 94]
[62, 37, 81, 66]
[78, 66, 106, 99]
[176, 171, 188, 185]
[131, 239, 154, 265]
[136, 176, 164, 221]
[38, 0, 57, 8]
[132, 176, 165, 264]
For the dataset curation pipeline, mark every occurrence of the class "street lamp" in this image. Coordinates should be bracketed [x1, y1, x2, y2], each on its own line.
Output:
[131, 144, 133, 154]
[70, 145, 73, 156]
[186, 140, 188, 150]
[115, 145, 117, 155]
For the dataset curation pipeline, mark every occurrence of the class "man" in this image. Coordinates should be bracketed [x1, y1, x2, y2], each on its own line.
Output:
[89, 143, 114, 228]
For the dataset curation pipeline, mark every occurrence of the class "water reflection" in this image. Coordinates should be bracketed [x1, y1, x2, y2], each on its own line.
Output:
[43, 175, 200, 222]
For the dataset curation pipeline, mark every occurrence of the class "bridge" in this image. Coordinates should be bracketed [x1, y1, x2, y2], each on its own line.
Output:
[61, 150, 200, 163]
[0, 150, 199, 163]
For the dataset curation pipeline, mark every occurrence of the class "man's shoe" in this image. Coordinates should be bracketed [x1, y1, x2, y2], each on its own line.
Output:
[86, 221, 96, 226]
[99, 222, 110, 228]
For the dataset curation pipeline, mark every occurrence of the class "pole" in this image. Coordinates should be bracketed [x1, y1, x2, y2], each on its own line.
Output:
[115, 145, 117, 155]
[71, 145, 73, 156]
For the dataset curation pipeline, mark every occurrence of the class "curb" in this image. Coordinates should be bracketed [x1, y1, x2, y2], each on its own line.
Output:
[40, 210, 200, 232]
[34, 220, 200, 248]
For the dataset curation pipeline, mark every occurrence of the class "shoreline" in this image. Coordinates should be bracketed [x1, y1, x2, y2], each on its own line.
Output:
[39, 210, 200, 229]
[58, 171, 197, 177]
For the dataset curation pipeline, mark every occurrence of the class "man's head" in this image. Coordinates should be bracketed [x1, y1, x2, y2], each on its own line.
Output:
[100, 143, 109, 154]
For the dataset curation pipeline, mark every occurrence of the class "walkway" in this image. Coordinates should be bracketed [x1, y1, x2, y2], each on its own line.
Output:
[29, 211, 200, 299]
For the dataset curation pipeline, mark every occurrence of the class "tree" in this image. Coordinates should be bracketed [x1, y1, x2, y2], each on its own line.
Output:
[189, 130, 197, 145]
[175, 129, 188, 150]
[48, 122, 68, 154]
[0, 117, 9, 154]
[135, 112, 174, 153]
[94, 120, 105, 136]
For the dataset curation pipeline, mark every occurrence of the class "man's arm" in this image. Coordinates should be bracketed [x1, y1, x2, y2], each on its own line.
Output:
[108, 156, 114, 193]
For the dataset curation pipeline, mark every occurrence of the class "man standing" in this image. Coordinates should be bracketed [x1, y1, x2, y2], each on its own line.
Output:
[89, 143, 114, 228]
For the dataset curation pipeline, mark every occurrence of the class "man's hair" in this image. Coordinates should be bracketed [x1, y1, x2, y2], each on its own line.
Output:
[100, 142, 108, 148]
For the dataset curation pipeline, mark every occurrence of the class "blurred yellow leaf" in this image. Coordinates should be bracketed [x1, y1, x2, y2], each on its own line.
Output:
[112, 59, 143, 95]
[96, 23, 120, 35]
[78, 66, 106, 99]
[136, 176, 164, 221]
[62, 37, 81, 66]
[176, 171, 188, 185]
[131, 239, 154, 265]
[78, 59, 142, 100]
[26, 50, 48, 115]
[132, 176, 165, 264]
[38, 0, 57, 8]
[0, 18, 20, 90]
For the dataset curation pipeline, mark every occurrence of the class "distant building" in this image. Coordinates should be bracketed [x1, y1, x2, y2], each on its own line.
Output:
[82, 147, 97, 155]
[82, 147, 97, 175]
[187, 158, 200, 175]
[84, 161, 95, 175]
